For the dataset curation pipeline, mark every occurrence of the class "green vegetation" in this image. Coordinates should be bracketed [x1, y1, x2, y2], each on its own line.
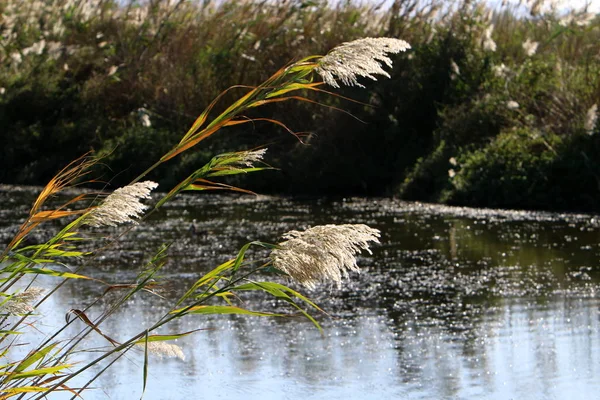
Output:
[0, 34, 390, 397]
[0, 0, 599, 211]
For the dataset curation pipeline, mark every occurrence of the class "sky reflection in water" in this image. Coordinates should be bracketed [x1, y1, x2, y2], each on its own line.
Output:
[1, 187, 600, 399]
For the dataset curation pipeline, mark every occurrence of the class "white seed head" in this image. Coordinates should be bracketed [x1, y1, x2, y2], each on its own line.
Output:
[585, 104, 598, 135]
[270, 224, 381, 289]
[228, 148, 268, 168]
[22, 39, 46, 56]
[85, 181, 158, 227]
[506, 100, 520, 110]
[137, 341, 185, 361]
[482, 25, 497, 52]
[10, 52, 22, 65]
[493, 63, 510, 78]
[522, 39, 539, 57]
[0, 287, 45, 315]
[450, 59, 460, 79]
[140, 113, 152, 127]
[315, 37, 411, 88]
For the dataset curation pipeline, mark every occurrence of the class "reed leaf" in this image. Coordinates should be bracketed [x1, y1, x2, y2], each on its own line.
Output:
[179, 85, 258, 145]
[0, 365, 71, 381]
[66, 310, 119, 347]
[12, 343, 60, 375]
[264, 82, 321, 99]
[140, 330, 148, 400]
[6, 155, 96, 253]
[0, 386, 53, 399]
[9, 268, 91, 280]
[171, 305, 285, 317]
[176, 259, 235, 306]
[232, 282, 324, 312]
[133, 330, 204, 344]
[207, 167, 268, 177]
[231, 281, 323, 332]
[185, 180, 257, 195]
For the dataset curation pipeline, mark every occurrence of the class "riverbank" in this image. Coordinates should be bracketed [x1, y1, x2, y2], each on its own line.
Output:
[1, 0, 598, 211]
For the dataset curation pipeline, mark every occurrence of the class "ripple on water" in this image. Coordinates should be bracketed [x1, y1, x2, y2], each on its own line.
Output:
[1, 186, 600, 399]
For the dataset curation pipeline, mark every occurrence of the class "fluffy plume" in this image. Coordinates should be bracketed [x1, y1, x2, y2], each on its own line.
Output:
[137, 341, 185, 361]
[85, 181, 158, 227]
[522, 39, 539, 57]
[0, 287, 45, 315]
[450, 59, 460, 80]
[506, 100, 520, 110]
[560, 11, 595, 27]
[270, 224, 380, 289]
[137, 108, 151, 127]
[315, 37, 411, 88]
[585, 104, 598, 135]
[140, 114, 151, 127]
[493, 63, 510, 78]
[22, 39, 46, 56]
[482, 25, 496, 52]
[226, 149, 268, 168]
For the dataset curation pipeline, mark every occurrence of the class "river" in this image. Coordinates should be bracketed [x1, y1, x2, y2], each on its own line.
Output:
[1, 185, 600, 399]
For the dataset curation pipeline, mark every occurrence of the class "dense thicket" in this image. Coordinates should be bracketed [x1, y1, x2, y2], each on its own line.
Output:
[1, 0, 599, 211]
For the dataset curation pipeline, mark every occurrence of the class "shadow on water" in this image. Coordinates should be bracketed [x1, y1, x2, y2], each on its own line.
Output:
[1, 185, 600, 399]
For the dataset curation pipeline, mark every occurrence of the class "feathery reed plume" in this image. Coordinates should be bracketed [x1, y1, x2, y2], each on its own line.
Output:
[506, 100, 520, 110]
[140, 114, 151, 128]
[85, 181, 158, 227]
[137, 342, 185, 360]
[450, 59, 460, 80]
[481, 24, 496, 52]
[528, 0, 543, 16]
[0, 288, 45, 315]
[209, 148, 269, 174]
[315, 37, 410, 88]
[270, 224, 380, 289]
[522, 39, 539, 56]
[585, 104, 598, 135]
[493, 63, 510, 78]
[559, 11, 595, 27]
[227, 149, 268, 168]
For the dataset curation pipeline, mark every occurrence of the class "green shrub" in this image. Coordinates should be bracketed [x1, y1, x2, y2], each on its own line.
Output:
[1, 0, 599, 210]
[443, 128, 600, 211]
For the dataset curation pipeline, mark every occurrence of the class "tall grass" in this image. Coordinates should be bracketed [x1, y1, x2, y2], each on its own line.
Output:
[1, 0, 598, 210]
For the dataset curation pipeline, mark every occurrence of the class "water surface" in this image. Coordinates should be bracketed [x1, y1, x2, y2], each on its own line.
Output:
[1, 186, 599, 399]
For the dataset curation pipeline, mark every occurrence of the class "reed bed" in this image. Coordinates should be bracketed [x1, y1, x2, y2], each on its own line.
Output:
[0, 0, 598, 210]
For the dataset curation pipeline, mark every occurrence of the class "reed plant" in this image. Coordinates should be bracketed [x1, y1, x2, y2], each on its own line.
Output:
[0, 0, 598, 210]
[0, 33, 409, 397]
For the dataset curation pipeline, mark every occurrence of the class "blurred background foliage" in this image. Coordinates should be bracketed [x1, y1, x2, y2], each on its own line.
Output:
[0, 0, 599, 211]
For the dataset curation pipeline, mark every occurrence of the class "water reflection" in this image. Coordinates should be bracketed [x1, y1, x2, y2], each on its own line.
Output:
[1, 186, 600, 399]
